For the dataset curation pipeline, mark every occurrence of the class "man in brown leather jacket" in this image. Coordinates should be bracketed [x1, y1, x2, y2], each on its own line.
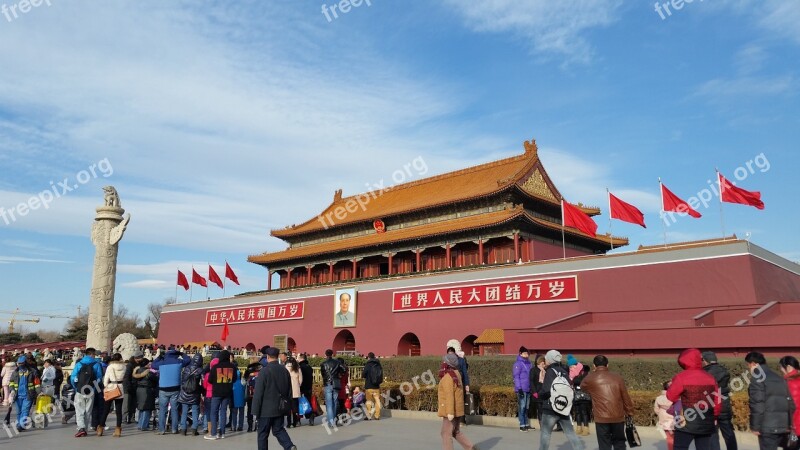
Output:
[580, 355, 634, 450]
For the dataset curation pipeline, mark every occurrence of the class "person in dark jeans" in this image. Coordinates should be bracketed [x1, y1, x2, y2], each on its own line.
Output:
[702, 351, 738, 450]
[580, 355, 634, 450]
[572, 364, 592, 436]
[252, 347, 297, 450]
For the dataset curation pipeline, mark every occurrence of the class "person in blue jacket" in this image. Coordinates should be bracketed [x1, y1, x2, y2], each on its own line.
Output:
[232, 364, 246, 432]
[70, 348, 104, 437]
[151, 346, 190, 434]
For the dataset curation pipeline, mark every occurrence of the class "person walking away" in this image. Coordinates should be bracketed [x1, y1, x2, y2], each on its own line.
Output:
[151, 346, 190, 435]
[285, 357, 302, 428]
[124, 351, 143, 424]
[91, 353, 110, 432]
[9, 355, 40, 432]
[1, 357, 16, 407]
[666, 348, 721, 450]
[780, 356, 800, 440]
[655, 381, 676, 450]
[232, 363, 246, 431]
[513, 346, 533, 432]
[245, 356, 263, 431]
[572, 364, 592, 436]
[746, 352, 794, 450]
[363, 352, 383, 421]
[298, 353, 314, 426]
[538, 350, 584, 450]
[206, 350, 237, 440]
[133, 358, 156, 431]
[320, 349, 344, 427]
[252, 347, 297, 450]
[71, 347, 104, 437]
[202, 357, 218, 436]
[99, 353, 127, 437]
[438, 353, 478, 450]
[178, 354, 204, 436]
[580, 355, 634, 450]
[702, 351, 738, 450]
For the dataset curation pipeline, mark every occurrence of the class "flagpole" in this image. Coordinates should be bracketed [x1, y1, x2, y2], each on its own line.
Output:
[190, 266, 194, 302]
[223, 260, 227, 298]
[175, 268, 179, 304]
[206, 262, 210, 301]
[607, 188, 614, 252]
[718, 169, 726, 239]
[561, 199, 567, 259]
[659, 178, 667, 248]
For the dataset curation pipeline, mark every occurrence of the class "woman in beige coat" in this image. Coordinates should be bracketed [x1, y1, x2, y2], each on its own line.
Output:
[285, 357, 303, 428]
[100, 353, 127, 437]
[438, 354, 478, 450]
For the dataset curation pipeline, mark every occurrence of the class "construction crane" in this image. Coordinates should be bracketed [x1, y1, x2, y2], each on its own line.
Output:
[0, 308, 74, 333]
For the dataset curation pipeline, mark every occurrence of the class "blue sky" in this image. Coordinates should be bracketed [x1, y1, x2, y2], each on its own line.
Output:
[1, 1, 798, 333]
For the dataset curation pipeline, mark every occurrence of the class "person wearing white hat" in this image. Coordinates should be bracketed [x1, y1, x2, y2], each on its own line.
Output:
[538, 350, 584, 450]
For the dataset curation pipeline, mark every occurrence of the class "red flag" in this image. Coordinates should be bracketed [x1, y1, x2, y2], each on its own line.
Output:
[661, 183, 701, 218]
[609, 192, 646, 228]
[176, 270, 189, 291]
[562, 200, 598, 237]
[719, 173, 764, 210]
[225, 262, 240, 285]
[191, 268, 207, 287]
[220, 321, 229, 342]
[208, 265, 223, 289]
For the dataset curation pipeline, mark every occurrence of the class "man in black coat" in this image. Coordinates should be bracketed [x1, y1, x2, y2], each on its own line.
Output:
[746, 352, 795, 450]
[703, 351, 738, 450]
[298, 354, 314, 425]
[363, 352, 383, 420]
[252, 347, 297, 450]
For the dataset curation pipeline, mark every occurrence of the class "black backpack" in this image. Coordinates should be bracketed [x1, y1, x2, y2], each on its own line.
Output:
[182, 370, 200, 395]
[75, 361, 96, 391]
[366, 363, 382, 387]
[247, 367, 260, 398]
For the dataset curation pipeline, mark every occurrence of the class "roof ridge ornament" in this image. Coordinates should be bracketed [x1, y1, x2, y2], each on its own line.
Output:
[523, 139, 538, 156]
[333, 189, 343, 203]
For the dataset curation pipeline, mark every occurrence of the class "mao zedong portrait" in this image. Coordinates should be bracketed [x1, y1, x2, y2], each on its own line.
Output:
[334, 290, 356, 327]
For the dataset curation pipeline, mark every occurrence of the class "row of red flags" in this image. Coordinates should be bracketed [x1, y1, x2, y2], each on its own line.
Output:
[563, 172, 765, 237]
[177, 263, 240, 290]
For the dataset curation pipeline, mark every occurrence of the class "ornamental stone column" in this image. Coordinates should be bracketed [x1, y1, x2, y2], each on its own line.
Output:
[86, 186, 131, 352]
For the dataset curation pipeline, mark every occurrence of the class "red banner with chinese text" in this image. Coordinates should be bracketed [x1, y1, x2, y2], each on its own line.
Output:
[205, 301, 305, 326]
[392, 275, 578, 312]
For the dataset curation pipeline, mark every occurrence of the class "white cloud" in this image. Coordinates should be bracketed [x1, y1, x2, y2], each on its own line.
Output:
[693, 76, 794, 99]
[444, 0, 623, 65]
[120, 280, 170, 289]
[0, 255, 72, 264]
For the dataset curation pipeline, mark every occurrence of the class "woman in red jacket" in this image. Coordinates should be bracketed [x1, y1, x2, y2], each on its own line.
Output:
[779, 356, 800, 433]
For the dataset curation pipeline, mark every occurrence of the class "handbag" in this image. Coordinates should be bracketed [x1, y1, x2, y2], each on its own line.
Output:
[464, 392, 476, 415]
[104, 385, 122, 401]
[625, 416, 641, 448]
[298, 395, 312, 415]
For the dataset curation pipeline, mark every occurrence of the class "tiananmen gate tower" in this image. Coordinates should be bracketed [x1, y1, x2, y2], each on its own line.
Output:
[159, 139, 800, 357]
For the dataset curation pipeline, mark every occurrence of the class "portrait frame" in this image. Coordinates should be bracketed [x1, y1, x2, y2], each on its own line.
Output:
[333, 287, 357, 328]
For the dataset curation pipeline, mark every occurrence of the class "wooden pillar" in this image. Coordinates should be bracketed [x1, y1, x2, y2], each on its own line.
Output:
[416, 249, 421, 272]
[328, 263, 334, 282]
[287, 268, 293, 287]
[513, 232, 520, 263]
[352, 259, 358, 280]
[306, 266, 312, 285]
[446, 244, 451, 268]
[478, 239, 484, 265]
[528, 238, 534, 262]
[388, 253, 394, 275]
[267, 271, 273, 290]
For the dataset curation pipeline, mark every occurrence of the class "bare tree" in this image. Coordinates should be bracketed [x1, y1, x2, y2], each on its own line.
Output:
[146, 297, 176, 338]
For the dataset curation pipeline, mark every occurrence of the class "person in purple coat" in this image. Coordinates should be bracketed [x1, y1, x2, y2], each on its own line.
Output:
[513, 346, 534, 431]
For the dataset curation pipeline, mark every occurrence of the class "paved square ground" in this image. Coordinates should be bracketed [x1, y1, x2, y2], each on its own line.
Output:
[2, 414, 760, 449]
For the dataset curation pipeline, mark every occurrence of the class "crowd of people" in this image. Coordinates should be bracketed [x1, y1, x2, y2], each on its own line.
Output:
[2, 343, 800, 450]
